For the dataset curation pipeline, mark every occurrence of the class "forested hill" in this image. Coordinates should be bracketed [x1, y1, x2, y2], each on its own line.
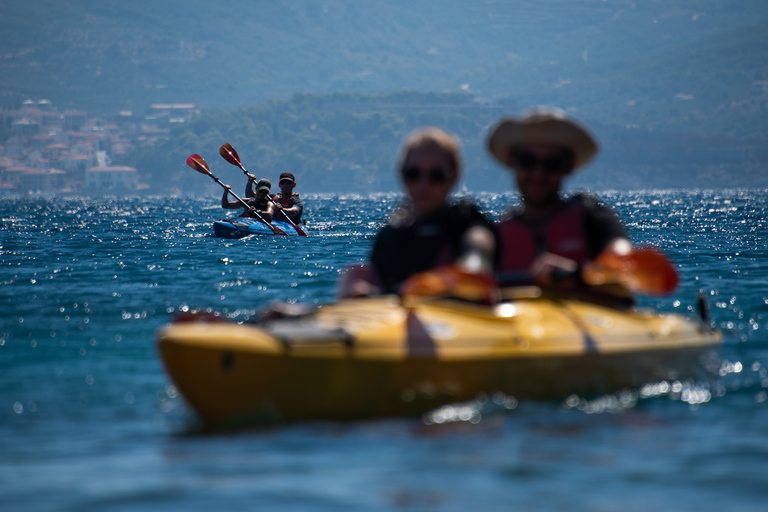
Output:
[123, 91, 768, 194]
[2, 0, 768, 138]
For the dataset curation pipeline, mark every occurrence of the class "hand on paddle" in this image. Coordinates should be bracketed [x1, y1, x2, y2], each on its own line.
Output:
[529, 241, 679, 296]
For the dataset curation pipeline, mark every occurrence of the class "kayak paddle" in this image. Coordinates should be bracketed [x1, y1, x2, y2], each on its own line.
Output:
[582, 247, 679, 296]
[399, 264, 498, 304]
[185, 154, 288, 236]
[219, 143, 308, 236]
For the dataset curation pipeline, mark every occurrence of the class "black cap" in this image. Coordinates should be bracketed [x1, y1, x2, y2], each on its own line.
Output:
[256, 178, 271, 192]
[279, 172, 295, 183]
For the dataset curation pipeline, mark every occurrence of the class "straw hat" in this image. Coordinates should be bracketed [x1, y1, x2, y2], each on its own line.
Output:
[487, 108, 599, 172]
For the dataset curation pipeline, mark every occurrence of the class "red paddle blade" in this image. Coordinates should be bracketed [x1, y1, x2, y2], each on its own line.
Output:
[219, 143, 241, 166]
[186, 154, 212, 175]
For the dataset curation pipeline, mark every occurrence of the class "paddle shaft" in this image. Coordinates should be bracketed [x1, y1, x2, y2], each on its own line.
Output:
[211, 174, 251, 211]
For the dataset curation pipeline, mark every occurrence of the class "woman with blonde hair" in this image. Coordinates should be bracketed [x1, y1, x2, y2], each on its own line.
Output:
[340, 127, 498, 300]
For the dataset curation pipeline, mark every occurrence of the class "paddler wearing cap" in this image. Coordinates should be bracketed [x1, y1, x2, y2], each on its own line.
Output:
[487, 108, 631, 289]
[272, 172, 304, 224]
[222, 176, 275, 222]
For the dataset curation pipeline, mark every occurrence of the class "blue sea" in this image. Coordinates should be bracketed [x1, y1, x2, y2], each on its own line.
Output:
[2, 189, 768, 511]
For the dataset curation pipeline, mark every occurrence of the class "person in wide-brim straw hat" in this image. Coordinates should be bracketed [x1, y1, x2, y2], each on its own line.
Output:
[487, 107, 599, 171]
[488, 108, 632, 299]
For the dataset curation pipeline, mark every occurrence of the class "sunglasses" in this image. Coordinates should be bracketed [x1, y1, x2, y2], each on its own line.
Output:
[402, 166, 453, 185]
[279, 179, 294, 185]
[513, 150, 574, 174]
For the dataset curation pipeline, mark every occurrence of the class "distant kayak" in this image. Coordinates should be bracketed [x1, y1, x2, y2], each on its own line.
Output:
[158, 291, 721, 427]
[213, 218, 304, 238]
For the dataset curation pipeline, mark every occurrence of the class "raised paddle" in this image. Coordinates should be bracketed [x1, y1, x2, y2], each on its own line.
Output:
[219, 143, 308, 236]
[185, 154, 288, 236]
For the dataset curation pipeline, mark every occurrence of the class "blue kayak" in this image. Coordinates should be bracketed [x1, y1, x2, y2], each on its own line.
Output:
[213, 218, 303, 238]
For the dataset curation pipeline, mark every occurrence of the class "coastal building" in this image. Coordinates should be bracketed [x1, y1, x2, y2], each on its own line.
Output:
[1, 166, 66, 193]
[1, 99, 160, 194]
[16, 168, 67, 193]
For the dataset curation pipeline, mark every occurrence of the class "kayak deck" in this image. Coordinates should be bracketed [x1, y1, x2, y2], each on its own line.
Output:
[213, 218, 302, 238]
[157, 294, 722, 427]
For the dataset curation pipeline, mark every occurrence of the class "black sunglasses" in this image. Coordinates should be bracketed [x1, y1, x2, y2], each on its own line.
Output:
[402, 166, 453, 185]
[279, 179, 294, 185]
[513, 150, 574, 174]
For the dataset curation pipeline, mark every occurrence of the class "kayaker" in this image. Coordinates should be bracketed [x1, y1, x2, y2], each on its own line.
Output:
[487, 108, 632, 291]
[272, 172, 304, 224]
[222, 177, 274, 222]
[340, 127, 498, 301]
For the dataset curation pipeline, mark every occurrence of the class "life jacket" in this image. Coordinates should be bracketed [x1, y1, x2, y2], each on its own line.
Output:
[371, 201, 496, 293]
[275, 194, 292, 208]
[499, 201, 591, 274]
[273, 192, 302, 223]
[239, 198, 269, 218]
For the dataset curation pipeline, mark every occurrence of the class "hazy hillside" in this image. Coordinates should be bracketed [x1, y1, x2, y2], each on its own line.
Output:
[121, 91, 768, 195]
[2, 0, 768, 137]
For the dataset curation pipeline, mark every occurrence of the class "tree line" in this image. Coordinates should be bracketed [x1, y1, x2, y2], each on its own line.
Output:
[119, 90, 768, 194]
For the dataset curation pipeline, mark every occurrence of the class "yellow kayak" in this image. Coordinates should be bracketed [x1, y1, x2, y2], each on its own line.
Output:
[157, 291, 721, 427]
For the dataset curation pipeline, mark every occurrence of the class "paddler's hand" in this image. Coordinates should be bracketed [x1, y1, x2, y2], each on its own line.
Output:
[530, 253, 579, 287]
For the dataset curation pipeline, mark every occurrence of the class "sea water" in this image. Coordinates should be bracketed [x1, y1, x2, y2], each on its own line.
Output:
[1, 189, 767, 511]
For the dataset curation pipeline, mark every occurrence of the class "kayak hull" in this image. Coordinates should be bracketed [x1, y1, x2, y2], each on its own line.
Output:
[213, 218, 301, 238]
[157, 295, 721, 427]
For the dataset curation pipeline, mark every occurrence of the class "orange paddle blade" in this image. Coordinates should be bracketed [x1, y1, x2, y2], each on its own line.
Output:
[584, 247, 679, 295]
[400, 265, 498, 304]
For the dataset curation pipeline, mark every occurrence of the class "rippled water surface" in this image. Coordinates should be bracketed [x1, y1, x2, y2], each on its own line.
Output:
[2, 189, 768, 511]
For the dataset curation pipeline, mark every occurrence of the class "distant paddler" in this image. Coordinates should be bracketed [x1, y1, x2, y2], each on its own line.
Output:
[186, 153, 287, 236]
[487, 108, 678, 298]
[222, 177, 274, 222]
[219, 143, 308, 236]
[272, 172, 304, 225]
